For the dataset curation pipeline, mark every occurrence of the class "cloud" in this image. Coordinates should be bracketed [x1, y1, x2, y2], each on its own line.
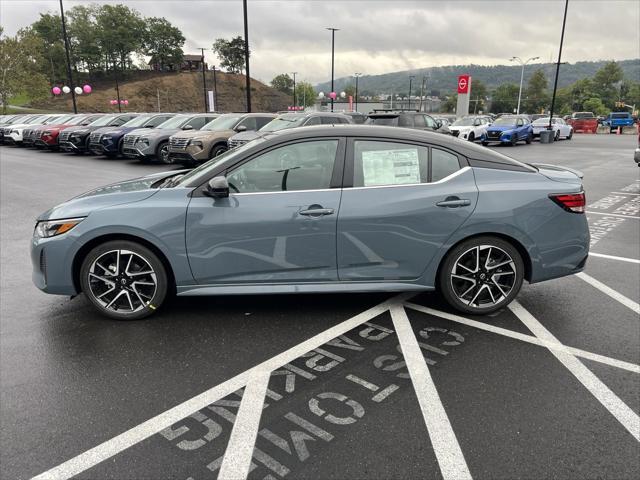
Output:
[1, 0, 638, 84]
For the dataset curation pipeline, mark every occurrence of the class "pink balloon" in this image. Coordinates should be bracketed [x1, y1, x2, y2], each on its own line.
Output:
[83, 85, 92, 94]
[52, 87, 61, 95]
[110, 100, 117, 105]
[123, 100, 129, 106]
[329, 91, 337, 100]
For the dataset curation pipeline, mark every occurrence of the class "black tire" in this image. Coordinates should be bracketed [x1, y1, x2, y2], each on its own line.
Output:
[510, 134, 518, 146]
[209, 144, 227, 159]
[567, 130, 573, 140]
[80, 240, 168, 320]
[555, 130, 560, 141]
[156, 141, 172, 164]
[481, 141, 489, 146]
[525, 133, 533, 144]
[468, 132, 475, 142]
[437, 236, 525, 315]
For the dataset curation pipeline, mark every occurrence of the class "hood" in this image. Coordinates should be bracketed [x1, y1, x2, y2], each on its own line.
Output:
[93, 126, 127, 135]
[126, 127, 155, 137]
[173, 129, 233, 140]
[230, 130, 261, 141]
[37, 170, 188, 221]
[449, 125, 473, 132]
[487, 125, 516, 132]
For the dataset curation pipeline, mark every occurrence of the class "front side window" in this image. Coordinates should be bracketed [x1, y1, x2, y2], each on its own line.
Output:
[431, 148, 461, 182]
[424, 115, 437, 128]
[413, 115, 427, 128]
[304, 117, 321, 126]
[353, 140, 428, 187]
[146, 115, 173, 128]
[226, 140, 339, 193]
[238, 117, 258, 131]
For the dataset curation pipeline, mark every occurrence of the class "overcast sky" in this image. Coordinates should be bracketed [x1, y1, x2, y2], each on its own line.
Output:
[1, 0, 638, 84]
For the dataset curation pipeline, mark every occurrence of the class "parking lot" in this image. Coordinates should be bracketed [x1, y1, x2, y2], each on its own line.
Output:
[1, 134, 638, 479]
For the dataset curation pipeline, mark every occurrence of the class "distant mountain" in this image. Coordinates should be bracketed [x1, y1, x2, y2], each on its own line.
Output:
[315, 59, 640, 95]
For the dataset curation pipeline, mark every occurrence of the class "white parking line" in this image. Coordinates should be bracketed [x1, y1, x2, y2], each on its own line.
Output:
[589, 252, 640, 264]
[611, 192, 640, 196]
[218, 370, 271, 480]
[391, 305, 473, 480]
[586, 211, 640, 220]
[509, 301, 640, 442]
[31, 293, 414, 480]
[576, 272, 640, 314]
[403, 302, 639, 374]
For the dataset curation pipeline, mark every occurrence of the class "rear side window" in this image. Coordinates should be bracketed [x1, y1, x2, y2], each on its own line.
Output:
[431, 148, 461, 182]
[304, 117, 321, 126]
[413, 115, 427, 127]
[366, 116, 398, 126]
[398, 115, 414, 127]
[321, 116, 340, 125]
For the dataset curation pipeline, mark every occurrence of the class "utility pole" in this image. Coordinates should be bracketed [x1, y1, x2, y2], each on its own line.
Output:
[354, 73, 361, 112]
[114, 58, 122, 113]
[548, 0, 569, 131]
[242, 0, 251, 112]
[212, 65, 218, 112]
[408, 75, 415, 110]
[291, 72, 297, 108]
[59, 0, 77, 113]
[200, 48, 208, 113]
[326, 27, 339, 112]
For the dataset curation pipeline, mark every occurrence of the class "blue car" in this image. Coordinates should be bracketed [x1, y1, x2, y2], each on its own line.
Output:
[31, 125, 589, 319]
[87, 113, 175, 157]
[482, 115, 534, 146]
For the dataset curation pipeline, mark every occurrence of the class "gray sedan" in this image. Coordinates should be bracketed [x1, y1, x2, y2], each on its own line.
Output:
[31, 125, 589, 320]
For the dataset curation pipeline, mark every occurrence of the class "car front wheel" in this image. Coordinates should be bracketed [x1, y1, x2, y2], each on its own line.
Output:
[157, 141, 172, 164]
[438, 237, 524, 315]
[80, 240, 168, 320]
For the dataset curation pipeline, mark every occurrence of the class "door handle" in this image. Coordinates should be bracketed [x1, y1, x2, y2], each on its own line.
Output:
[299, 208, 334, 217]
[436, 197, 471, 208]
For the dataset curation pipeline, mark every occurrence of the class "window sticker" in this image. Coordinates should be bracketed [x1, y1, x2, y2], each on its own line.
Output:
[361, 148, 421, 186]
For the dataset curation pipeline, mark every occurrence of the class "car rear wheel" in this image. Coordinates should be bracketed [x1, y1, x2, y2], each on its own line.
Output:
[438, 236, 524, 315]
[525, 132, 533, 144]
[567, 130, 573, 140]
[80, 240, 168, 320]
[468, 132, 475, 142]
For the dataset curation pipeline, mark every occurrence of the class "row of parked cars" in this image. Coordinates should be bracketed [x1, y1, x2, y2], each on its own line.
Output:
[1, 109, 572, 165]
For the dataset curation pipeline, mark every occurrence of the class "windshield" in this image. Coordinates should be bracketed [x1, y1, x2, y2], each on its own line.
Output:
[492, 117, 517, 126]
[156, 115, 190, 129]
[122, 115, 154, 128]
[46, 115, 73, 124]
[260, 114, 306, 132]
[65, 115, 91, 126]
[366, 116, 398, 126]
[452, 118, 477, 126]
[176, 137, 267, 186]
[26, 115, 48, 124]
[202, 115, 243, 131]
[89, 115, 118, 127]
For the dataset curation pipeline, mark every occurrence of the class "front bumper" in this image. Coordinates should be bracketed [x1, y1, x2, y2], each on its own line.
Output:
[483, 132, 511, 143]
[123, 140, 154, 158]
[634, 148, 640, 166]
[30, 232, 79, 296]
[168, 144, 209, 163]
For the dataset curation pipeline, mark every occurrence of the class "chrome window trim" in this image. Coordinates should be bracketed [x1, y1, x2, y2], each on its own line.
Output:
[347, 166, 470, 191]
[231, 188, 337, 197]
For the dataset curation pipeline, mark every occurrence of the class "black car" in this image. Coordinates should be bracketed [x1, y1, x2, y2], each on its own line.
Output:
[365, 110, 450, 134]
[59, 114, 136, 154]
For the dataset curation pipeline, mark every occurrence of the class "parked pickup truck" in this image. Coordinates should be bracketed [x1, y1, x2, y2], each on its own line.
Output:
[603, 112, 635, 132]
[566, 112, 598, 133]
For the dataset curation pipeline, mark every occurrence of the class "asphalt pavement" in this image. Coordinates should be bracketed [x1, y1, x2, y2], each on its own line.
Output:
[1, 133, 638, 480]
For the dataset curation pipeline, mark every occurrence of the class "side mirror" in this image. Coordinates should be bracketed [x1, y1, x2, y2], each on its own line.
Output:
[204, 176, 229, 198]
[183, 125, 194, 130]
[436, 120, 442, 129]
[235, 125, 247, 132]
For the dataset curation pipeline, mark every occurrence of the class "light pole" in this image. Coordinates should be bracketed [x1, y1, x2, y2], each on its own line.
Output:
[408, 75, 415, 110]
[291, 72, 297, 108]
[510, 56, 539, 114]
[212, 65, 218, 112]
[354, 72, 361, 112]
[548, 0, 569, 131]
[59, 0, 77, 113]
[326, 27, 339, 112]
[199, 48, 208, 112]
[243, 0, 251, 112]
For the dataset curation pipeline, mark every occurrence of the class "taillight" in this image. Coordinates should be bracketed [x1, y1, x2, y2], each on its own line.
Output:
[549, 191, 586, 213]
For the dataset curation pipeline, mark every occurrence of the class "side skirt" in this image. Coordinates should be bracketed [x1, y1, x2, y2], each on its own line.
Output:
[176, 282, 433, 296]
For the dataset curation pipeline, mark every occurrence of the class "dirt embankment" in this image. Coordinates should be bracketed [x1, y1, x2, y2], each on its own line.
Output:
[30, 71, 290, 114]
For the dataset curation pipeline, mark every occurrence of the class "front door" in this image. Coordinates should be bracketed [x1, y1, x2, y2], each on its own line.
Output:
[186, 138, 344, 284]
[337, 139, 478, 281]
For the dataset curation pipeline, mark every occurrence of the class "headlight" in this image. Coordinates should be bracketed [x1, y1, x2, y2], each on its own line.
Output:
[35, 217, 85, 238]
[42, 131, 52, 136]
[190, 140, 204, 148]
[138, 138, 149, 145]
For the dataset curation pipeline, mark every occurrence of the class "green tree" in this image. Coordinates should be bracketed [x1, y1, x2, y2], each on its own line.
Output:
[0, 28, 49, 114]
[213, 36, 247, 74]
[31, 13, 67, 83]
[294, 81, 315, 107]
[568, 78, 595, 111]
[469, 78, 488, 113]
[592, 61, 624, 109]
[582, 97, 608, 116]
[523, 69, 549, 113]
[142, 17, 185, 70]
[95, 4, 145, 72]
[490, 83, 520, 113]
[270, 73, 293, 94]
[67, 5, 102, 74]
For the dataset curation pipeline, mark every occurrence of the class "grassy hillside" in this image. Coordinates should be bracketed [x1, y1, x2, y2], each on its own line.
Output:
[316, 59, 640, 95]
[27, 71, 290, 113]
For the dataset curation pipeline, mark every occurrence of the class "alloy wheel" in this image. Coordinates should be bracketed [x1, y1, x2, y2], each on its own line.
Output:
[450, 245, 517, 309]
[87, 249, 157, 313]
[159, 144, 172, 163]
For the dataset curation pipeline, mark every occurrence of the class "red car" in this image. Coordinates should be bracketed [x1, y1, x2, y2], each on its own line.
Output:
[33, 114, 103, 150]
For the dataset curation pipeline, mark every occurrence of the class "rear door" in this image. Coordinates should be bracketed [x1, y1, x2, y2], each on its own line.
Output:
[337, 138, 478, 281]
